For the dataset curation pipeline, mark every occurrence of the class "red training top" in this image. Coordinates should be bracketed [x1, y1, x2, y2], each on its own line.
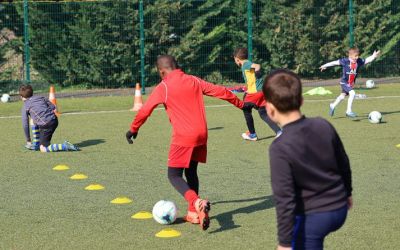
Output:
[130, 69, 244, 147]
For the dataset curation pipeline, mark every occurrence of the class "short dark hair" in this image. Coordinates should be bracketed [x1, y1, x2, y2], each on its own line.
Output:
[156, 55, 179, 70]
[262, 69, 302, 113]
[233, 48, 248, 60]
[19, 84, 33, 98]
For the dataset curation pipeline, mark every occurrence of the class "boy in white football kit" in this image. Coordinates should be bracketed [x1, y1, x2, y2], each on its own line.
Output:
[319, 47, 380, 118]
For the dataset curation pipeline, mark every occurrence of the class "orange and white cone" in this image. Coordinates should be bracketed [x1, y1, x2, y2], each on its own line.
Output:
[49, 85, 61, 116]
[130, 83, 143, 112]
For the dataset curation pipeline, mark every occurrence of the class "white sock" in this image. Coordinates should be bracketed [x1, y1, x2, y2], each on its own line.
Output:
[347, 90, 355, 113]
[331, 94, 345, 109]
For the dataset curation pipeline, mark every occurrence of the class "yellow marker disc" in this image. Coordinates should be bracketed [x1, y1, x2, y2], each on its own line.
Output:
[396, 144, 400, 148]
[110, 197, 133, 204]
[84, 184, 105, 190]
[53, 164, 70, 171]
[155, 228, 181, 238]
[70, 173, 88, 180]
[131, 211, 152, 219]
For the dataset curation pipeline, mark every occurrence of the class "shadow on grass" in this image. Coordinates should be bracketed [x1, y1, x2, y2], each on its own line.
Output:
[208, 127, 224, 131]
[257, 135, 275, 141]
[381, 110, 400, 115]
[209, 195, 274, 233]
[350, 110, 400, 122]
[75, 139, 106, 148]
[174, 217, 189, 225]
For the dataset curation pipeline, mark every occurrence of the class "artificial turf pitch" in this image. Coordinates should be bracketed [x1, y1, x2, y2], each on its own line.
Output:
[0, 84, 399, 249]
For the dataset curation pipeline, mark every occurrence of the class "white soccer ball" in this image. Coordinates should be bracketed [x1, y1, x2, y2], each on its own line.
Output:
[366, 79, 375, 88]
[368, 111, 382, 124]
[1, 94, 10, 103]
[152, 200, 178, 225]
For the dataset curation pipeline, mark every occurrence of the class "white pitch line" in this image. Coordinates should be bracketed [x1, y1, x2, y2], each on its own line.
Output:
[0, 104, 233, 119]
[306, 95, 400, 102]
[1, 95, 400, 120]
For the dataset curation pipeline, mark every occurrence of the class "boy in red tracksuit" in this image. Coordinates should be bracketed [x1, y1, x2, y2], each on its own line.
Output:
[126, 55, 253, 230]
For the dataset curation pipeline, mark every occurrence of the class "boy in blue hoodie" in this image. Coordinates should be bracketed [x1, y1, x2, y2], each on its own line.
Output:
[20, 84, 78, 152]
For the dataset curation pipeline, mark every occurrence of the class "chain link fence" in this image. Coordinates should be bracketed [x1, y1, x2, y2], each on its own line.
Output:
[0, 0, 399, 94]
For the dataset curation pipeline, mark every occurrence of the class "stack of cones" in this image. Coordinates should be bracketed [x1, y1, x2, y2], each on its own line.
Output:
[49, 85, 61, 116]
[130, 83, 143, 112]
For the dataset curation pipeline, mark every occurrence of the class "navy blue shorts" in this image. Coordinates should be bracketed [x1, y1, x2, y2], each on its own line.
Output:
[39, 118, 58, 147]
[340, 83, 353, 95]
[292, 205, 348, 250]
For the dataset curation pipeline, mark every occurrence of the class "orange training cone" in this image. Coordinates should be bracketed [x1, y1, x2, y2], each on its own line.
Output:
[130, 83, 143, 112]
[49, 85, 61, 116]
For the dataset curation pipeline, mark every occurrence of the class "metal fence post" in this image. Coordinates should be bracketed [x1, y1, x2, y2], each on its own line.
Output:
[139, 0, 145, 94]
[247, 0, 253, 61]
[349, 0, 354, 47]
[23, 0, 31, 83]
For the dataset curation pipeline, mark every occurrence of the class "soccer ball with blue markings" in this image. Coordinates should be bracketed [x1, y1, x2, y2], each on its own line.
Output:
[152, 200, 178, 225]
[368, 111, 382, 124]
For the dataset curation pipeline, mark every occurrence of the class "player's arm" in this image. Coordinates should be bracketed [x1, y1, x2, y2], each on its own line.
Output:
[46, 98, 58, 114]
[251, 63, 263, 78]
[364, 50, 380, 65]
[46, 99, 56, 110]
[326, 120, 353, 209]
[21, 108, 31, 142]
[126, 84, 166, 143]
[319, 60, 340, 71]
[269, 145, 296, 249]
[196, 77, 254, 110]
[332, 127, 353, 208]
[251, 63, 261, 72]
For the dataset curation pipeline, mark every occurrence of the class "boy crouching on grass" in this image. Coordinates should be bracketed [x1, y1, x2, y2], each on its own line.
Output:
[262, 70, 353, 250]
[20, 84, 79, 152]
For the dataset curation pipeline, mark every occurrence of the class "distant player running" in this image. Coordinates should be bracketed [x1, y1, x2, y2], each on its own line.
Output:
[126, 55, 253, 230]
[320, 47, 380, 118]
[233, 48, 281, 141]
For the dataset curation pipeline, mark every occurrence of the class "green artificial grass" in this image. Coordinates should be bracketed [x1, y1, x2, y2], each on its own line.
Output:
[0, 84, 399, 249]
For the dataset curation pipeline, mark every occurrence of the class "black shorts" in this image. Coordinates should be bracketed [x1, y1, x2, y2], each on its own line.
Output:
[39, 119, 58, 147]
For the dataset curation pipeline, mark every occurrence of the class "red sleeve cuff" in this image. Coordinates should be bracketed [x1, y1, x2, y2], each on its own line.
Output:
[130, 125, 138, 133]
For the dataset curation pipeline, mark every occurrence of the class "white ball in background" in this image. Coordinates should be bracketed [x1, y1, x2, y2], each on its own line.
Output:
[366, 79, 375, 88]
[1, 94, 10, 103]
[152, 200, 178, 225]
[368, 111, 382, 124]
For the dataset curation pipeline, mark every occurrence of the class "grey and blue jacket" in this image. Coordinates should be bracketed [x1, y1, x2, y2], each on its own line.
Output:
[21, 95, 57, 141]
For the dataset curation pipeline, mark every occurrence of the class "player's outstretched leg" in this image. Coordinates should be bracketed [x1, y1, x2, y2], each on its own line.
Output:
[258, 107, 281, 136]
[64, 140, 80, 151]
[168, 167, 204, 226]
[40, 141, 79, 152]
[242, 109, 257, 141]
[345, 90, 357, 118]
[330, 93, 345, 117]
